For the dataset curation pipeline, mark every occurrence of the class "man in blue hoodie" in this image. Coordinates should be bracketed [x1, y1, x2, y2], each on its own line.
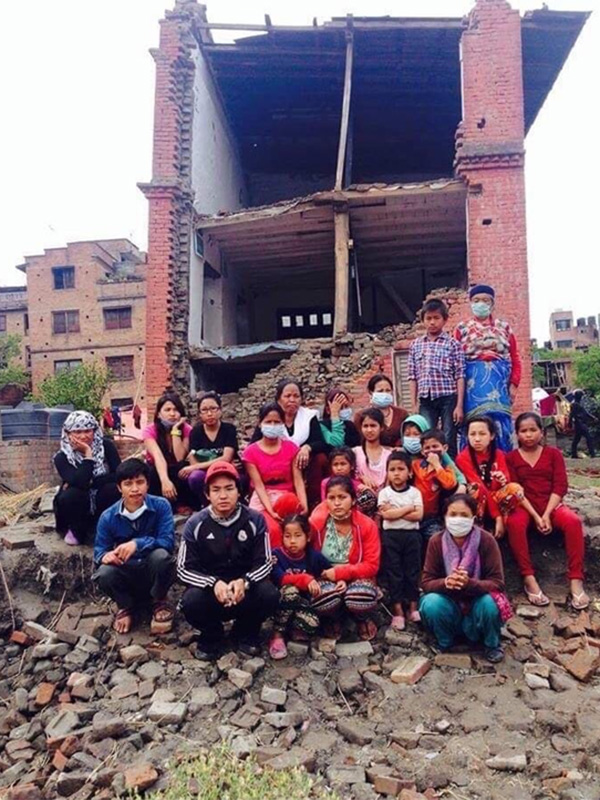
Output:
[94, 458, 175, 634]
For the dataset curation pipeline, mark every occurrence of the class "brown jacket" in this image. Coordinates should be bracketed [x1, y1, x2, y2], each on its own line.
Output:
[421, 528, 505, 600]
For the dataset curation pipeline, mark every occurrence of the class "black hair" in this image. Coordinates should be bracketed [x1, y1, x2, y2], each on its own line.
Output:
[325, 475, 357, 500]
[275, 377, 304, 402]
[367, 373, 393, 393]
[514, 411, 543, 432]
[321, 386, 351, 421]
[420, 428, 447, 446]
[359, 407, 385, 427]
[421, 298, 449, 320]
[444, 492, 477, 515]
[281, 513, 311, 538]
[153, 392, 186, 458]
[258, 402, 284, 424]
[466, 415, 498, 487]
[116, 458, 151, 485]
[386, 450, 413, 473]
[198, 391, 222, 409]
[329, 446, 356, 475]
[574, 390, 584, 402]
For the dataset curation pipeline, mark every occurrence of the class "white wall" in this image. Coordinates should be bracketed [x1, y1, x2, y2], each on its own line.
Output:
[189, 45, 248, 348]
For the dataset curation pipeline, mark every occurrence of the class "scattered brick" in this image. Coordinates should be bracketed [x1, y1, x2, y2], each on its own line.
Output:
[9, 631, 32, 647]
[52, 749, 69, 771]
[124, 763, 159, 791]
[35, 682, 56, 707]
[556, 648, 600, 682]
[390, 656, 431, 685]
[434, 653, 472, 669]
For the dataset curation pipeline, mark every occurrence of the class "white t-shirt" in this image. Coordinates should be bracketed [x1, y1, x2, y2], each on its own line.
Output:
[378, 485, 423, 531]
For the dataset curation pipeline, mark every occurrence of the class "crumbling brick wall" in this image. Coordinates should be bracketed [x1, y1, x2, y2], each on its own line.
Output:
[221, 288, 471, 441]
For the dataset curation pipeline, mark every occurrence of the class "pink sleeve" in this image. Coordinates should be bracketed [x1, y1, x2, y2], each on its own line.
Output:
[142, 424, 157, 441]
[241, 443, 259, 466]
[183, 423, 193, 438]
[284, 440, 300, 458]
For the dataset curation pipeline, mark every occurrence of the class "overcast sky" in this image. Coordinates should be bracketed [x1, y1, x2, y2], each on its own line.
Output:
[0, 0, 596, 343]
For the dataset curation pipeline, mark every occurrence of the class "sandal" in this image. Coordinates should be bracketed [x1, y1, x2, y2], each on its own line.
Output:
[408, 610, 421, 624]
[571, 592, 590, 611]
[524, 588, 550, 607]
[357, 618, 378, 641]
[150, 601, 174, 635]
[390, 615, 406, 631]
[268, 636, 288, 660]
[321, 620, 343, 641]
[113, 608, 133, 634]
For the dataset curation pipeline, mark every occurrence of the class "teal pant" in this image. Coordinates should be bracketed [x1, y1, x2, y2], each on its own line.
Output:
[419, 593, 501, 649]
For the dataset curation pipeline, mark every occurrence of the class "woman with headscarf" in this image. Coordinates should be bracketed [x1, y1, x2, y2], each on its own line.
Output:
[53, 411, 121, 546]
[454, 285, 522, 452]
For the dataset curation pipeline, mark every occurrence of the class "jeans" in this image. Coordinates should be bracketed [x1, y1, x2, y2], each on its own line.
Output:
[419, 592, 501, 649]
[94, 548, 175, 610]
[419, 393, 458, 458]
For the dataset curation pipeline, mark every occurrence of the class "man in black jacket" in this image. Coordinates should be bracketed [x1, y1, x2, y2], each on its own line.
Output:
[569, 390, 597, 459]
[177, 460, 278, 659]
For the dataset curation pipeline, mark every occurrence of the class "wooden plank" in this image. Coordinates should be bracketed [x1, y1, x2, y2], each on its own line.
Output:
[193, 19, 463, 33]
[376, 276, 414, 323]
[333, 208, 350, 337]
[335, 25, 354, 191]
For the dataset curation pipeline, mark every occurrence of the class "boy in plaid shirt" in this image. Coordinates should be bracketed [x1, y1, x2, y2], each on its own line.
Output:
[408, 299, 465, 458]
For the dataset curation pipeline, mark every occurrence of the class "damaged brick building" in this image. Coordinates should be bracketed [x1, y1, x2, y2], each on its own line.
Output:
[140, 0, 588, 423]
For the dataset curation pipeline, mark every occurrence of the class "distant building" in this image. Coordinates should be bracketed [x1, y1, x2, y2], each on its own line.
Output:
[549, 310, 599, 351]
[0, 286, 29, 367]
[15, 239, 147, 408]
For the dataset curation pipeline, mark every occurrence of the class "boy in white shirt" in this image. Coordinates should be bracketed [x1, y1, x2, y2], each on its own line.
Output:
[378, 451, 424, 631]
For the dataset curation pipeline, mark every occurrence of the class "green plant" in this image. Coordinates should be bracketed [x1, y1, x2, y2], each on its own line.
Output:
[0, 333, 22, 369]
[574, 346, 600, 398]
[127, 745, 339, 800]
[532, 363, 545, 388]
[0, 363, 29, 388]
[33, 361, 112, 418]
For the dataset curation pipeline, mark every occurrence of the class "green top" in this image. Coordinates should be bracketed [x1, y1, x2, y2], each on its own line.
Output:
[321, 516, 352, 565]
[319, 419, 346, 448]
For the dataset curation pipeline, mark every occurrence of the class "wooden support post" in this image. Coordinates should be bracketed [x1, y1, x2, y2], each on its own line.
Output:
[377, 276, 414, 323]
[335, 20, 354, 191]
[334, 207, 350, 337]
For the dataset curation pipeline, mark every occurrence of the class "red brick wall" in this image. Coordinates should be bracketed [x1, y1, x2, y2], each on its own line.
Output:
[0, 439, 60, 492]
[457, 0, 532, 413]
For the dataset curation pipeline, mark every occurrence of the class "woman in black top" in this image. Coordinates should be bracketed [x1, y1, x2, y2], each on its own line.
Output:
[179, 391, 239, 507]
[53, 410, 121, 546]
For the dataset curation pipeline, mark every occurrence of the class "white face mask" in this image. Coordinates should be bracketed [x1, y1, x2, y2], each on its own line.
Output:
[445, 516, 474, 538]
[339, 408, 354, 421]
[121, 502, 147, 521]
[371, 391, 393, 409]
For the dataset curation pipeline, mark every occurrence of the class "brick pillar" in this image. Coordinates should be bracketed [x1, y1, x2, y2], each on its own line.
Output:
[456, 0, 532, 413]
[139, 2, 198, 411]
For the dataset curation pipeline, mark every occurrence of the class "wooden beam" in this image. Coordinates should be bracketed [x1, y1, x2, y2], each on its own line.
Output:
[376, 276, 415, 323]
[334, 207, 350, 337]
[335, 22, 354, 191]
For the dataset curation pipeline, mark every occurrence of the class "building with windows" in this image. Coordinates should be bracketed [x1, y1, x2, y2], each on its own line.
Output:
[140, 0, 588, 411]
[549, 309, 599, 352]
[0, 286, 29, 368]
[15, 239, 146, 407]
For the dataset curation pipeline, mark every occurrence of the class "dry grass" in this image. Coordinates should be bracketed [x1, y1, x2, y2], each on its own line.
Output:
[0, 483, 49, 523]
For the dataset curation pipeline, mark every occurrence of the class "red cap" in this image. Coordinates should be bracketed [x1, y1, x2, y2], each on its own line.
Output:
[205, 460, 240, 484]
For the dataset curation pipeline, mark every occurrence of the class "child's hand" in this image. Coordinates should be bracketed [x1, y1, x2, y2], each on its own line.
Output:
[334, 580, 347, 593]
[307, 579, 321, 597]
[536, 514, 552, 535]
[494, 516, 505, 539]
[453, 404, 464, 425]
[329, 394, 347, 419]
[426, 452, 442, 470]
[491, 470, 507, 487]
[321, 568, 336, 582]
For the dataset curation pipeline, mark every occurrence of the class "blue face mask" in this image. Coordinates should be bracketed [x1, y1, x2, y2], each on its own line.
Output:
[471, 301, 492, 320]
[159, 417, 178, 429]
[339, 408, 354, 421]
[261, 423, 286, 440]
[371, 391, 393, 408]
[403, 436, 422, 454]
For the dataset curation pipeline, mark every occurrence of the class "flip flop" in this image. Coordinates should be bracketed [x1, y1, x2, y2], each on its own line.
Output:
[408, 610, 421, 624]
[113, 608, 133, 634]
[390, 615, 406, 631]
[268, 637, 288, 660]
[524, 588, 550, 607]
[357, 618, 378, 641]
[571, 592, 590, 611]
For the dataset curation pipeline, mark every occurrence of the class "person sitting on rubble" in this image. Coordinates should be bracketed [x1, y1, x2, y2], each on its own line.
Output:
[309, 476, 381, 641]
[354, 373, 408, 447]
[569, 389, 597, 459]
[177, 391, 239, 507]
[505, 412, 589, 610]
[420, 493, 510, 663]
[142, 392, 196, 512]
[243, 402, 308, 547]
[53, 410, 121, 547]
[93, 458, 176, 635]
[319, 387, 361, 452]
[251, 378, 327, 509]
[177, 461, 279, 661]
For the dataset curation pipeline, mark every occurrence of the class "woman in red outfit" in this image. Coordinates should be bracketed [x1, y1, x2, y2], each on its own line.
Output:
[456, 416, 539, 540]
[309, 476, 381, 640]
[505, 412, 588, 609]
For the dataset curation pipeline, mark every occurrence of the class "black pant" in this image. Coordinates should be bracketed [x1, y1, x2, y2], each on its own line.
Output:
[181, 581, 279, 643]
[571, 423, 596, 458]
[381, 529, 421, 604]
[419, 393, 458, 458]
[54, 480, 120, 541]
[94, 548, 175, 610]
[148, 462, 199, 509]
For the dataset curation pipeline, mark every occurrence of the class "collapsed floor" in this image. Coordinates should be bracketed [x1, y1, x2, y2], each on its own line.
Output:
[0, 474, 600, 799]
